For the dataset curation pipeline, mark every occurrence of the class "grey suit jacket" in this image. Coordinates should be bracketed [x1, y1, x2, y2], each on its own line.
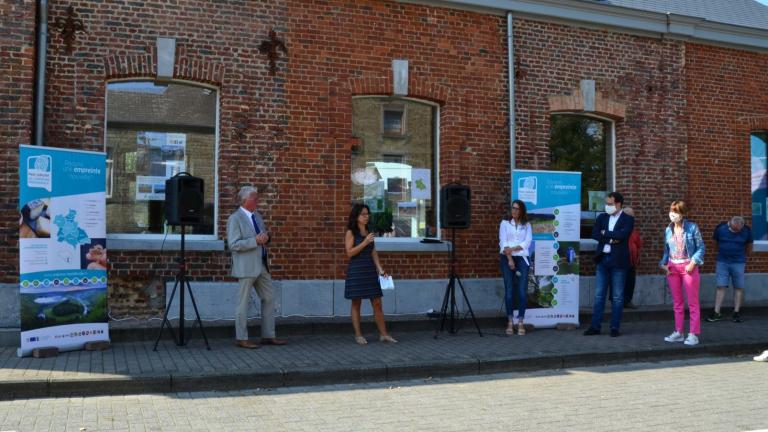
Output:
[226, 208, 269, 278]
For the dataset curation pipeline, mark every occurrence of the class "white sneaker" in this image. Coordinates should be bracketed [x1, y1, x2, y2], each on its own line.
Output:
[754, 350, 768, 362]
[683, 333, 699, 346]
[664, 331, 684, 342]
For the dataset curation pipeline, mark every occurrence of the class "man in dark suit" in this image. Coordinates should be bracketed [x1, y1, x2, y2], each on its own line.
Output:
[584, 191, 635, 337]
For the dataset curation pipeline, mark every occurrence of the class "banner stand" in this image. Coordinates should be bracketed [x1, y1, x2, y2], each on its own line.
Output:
[513, 170, 581, 328]
[18, 145, 109, 357]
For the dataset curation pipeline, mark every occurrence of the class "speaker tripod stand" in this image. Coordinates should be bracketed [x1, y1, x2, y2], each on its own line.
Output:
[153, 225, 211, 351]
[434, 228, 483, 337]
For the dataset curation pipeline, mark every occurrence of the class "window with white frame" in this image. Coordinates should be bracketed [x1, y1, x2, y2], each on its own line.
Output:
[351, 97, 438, 238]
[751, 131, 768, 241]
[549, 114, 614, 238]
[105, 81, 218, 236]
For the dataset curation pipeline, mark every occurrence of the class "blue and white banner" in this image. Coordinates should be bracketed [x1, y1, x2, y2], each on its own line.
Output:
[18, 145, 109, 357]
[513, 170, 581, 327]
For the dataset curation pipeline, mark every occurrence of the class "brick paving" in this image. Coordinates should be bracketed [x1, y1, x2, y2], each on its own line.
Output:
[1, 312, 766, 399]
[1, 356, 767, 432]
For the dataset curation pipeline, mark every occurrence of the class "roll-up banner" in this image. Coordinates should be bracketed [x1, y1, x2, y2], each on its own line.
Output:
[513, 170, 581, 328]
[18, 145, 109, 357]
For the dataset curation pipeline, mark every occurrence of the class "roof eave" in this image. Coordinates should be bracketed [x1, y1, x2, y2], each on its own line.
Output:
[396, 0, 768, 52]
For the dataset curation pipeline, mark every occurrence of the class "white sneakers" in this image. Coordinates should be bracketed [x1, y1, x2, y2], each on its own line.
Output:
[664, 331, 684, 342]
[683, 333, 699, 346]
[663, 331, 699, 345]
[754, 350, 768, 362]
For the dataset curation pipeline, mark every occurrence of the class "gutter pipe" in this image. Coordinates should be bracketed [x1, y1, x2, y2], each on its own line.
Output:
[507, 11, 516, 202]
[34, 0, 48, 146]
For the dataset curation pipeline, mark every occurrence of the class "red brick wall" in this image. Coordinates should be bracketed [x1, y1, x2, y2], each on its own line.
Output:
[22, 1, 289, 315]
[282, 0, 508, 280]
[4, 0, 768, 315]
[512, 21, 689, 275]
[685, 43, 768, 272]
[0, 0, 35, 281]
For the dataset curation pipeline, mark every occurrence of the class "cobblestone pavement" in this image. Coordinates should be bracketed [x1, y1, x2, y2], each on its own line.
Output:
[1, 356, 767, 432]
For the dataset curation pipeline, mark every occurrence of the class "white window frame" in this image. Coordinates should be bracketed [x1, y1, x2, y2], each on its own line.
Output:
[103, 78, 221, 246]
[750, 130, 768, 252]
[352, 96, 442, 251]
[549, 112, 616, 250]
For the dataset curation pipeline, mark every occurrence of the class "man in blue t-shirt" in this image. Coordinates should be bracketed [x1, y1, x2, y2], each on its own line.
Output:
[707, 216, 753, 323]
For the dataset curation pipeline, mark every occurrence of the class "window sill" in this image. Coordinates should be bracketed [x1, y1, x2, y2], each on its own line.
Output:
[753, 242, 768, 253]
[107, 238, 225, 251]
[580, 239, 598, 252]
[374, 239, 452, 253]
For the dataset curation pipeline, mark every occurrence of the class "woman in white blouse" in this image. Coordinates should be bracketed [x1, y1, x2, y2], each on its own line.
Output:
[499, 200, 533, 335]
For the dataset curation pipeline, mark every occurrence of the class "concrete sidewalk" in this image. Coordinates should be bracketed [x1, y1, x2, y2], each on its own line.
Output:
[2, 310, 767, 399]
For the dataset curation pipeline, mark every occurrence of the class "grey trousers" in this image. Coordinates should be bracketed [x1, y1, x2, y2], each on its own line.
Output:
[235, 269, 275, 340]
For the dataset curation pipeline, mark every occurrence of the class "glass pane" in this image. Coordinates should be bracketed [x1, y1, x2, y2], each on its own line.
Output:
[351, 98, 436, 238]
[106, 82, 217, 235]
[751, 132, 768, 240]
[549, 115, 611, 238]
[383, 108, 404, 135]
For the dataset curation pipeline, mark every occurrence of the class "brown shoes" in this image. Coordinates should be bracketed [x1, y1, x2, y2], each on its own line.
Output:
[260, 337, 288, 346]
[235, 339, 260, 349]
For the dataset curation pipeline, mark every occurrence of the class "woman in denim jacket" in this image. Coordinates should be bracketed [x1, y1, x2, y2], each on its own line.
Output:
[660, 200, 705, 346]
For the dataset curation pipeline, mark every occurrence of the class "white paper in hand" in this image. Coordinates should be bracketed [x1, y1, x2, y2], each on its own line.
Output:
[379, 275, 395, 290]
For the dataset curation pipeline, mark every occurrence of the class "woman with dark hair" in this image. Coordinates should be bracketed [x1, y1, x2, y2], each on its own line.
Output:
[499, 199, 532, 336]
[344, 203, 397, 345]
[660, 200, 705, 346]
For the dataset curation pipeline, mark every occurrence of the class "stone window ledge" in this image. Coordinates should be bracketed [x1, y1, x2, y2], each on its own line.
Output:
[107, 238, 225, 251]
[374, 239, 452, 253]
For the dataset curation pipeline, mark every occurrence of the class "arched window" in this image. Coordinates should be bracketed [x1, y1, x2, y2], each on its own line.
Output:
[751, 131, 768, 240]
[549, 114, 615, 238]
[105, 81, 218, 237]
[351, 97, 438, 239]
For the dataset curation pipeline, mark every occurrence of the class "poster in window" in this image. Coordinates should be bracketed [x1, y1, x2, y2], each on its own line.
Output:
[135, 175, 167, 201]
[136, 132, 186, 178]
[411, 168, 431, 200]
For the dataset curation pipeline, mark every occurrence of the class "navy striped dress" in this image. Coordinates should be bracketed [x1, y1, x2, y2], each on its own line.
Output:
[345, 232, 383, 299]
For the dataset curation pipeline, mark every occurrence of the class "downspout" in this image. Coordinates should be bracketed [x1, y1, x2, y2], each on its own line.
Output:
[34, 0, 48, 146]
[507, 12, 516, 202]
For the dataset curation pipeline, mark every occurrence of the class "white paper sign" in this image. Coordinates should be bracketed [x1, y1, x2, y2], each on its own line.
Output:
[379, 275, 395, 290]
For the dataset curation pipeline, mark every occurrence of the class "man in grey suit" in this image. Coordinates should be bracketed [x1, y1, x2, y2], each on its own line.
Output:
[227, 186, 287, 348]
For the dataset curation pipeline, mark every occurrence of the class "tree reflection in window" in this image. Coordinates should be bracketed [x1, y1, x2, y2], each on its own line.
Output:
[549, 115, 613, 238]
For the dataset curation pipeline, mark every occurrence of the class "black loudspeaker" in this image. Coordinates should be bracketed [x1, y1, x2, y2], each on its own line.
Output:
[440, 184, 471, 229]
[164, 174, 204, 226]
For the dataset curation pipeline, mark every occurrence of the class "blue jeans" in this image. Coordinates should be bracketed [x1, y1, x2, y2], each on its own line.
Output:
[590, 254, 626, 331]
[499, 254, 529, 319]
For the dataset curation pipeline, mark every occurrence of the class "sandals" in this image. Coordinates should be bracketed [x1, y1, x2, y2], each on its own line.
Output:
[354, 336, 368, 345]
[517, 322, 526, 336]
[379, 335, 398, 343]
[505, 321, 515, 336]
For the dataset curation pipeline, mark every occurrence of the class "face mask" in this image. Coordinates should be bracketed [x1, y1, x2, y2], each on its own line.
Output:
[669, 212, 682, 223]
[605, 205, 616, 215]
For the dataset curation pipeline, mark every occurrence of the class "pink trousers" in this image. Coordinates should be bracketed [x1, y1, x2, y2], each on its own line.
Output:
[666, 261, 701, 334]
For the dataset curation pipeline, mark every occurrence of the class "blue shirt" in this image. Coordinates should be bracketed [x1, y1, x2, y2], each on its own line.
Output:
[713, 222, 752, 264]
